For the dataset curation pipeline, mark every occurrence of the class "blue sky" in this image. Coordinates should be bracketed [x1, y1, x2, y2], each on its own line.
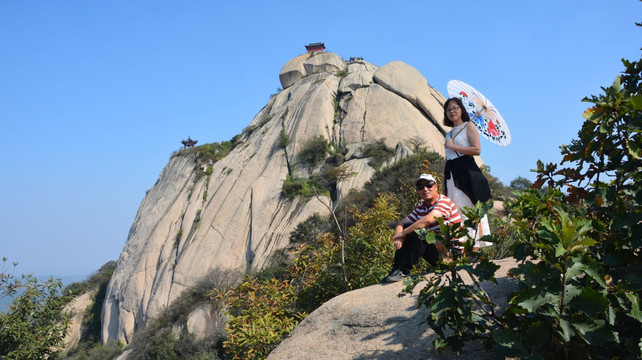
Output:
[1, 1, 640, 278]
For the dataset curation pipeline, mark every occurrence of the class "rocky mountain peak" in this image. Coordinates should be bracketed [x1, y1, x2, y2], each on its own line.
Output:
[101, 51, 449, 344]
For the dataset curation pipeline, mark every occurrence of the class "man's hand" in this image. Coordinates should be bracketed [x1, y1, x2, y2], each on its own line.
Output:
[392, 232, 404, 250]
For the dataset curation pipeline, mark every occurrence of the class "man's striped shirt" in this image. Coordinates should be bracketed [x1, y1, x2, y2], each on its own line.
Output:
[405, 195, 462, 233]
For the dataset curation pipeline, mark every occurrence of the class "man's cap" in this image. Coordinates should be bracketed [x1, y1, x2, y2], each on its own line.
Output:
[416, 174, 437, 185]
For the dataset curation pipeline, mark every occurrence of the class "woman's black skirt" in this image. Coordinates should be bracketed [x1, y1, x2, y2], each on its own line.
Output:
[444, 155, 492, 205]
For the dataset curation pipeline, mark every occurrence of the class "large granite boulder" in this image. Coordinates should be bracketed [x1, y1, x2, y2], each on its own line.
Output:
[279, 53, 309, 89]
[338, 84, 445, 151]
[374, 60, 448, 134]
[267, 258, 519, 360]
[303, 52, 346, 75]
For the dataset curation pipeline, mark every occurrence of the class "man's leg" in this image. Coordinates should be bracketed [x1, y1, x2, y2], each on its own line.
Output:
[392, 228, 432, 274]
[421, 241, 439, 267]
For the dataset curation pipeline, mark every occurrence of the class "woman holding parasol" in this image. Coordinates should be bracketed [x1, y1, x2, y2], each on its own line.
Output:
[443, 97, 492, 248]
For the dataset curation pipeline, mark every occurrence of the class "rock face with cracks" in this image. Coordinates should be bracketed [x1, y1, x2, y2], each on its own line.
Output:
[101, 52, 452, 344]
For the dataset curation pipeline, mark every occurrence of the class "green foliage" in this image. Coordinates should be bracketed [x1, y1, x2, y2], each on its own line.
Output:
[1, 257, 21, 299]
[362, 138, 395, 170]
[174, 137, 240, 165]
[509, 176, 533, 192]
[335, 69, 349, 78]
[297, 135, 330, 168]
[340, 193, 400, 288]
[278, 129, 291, 149]
[0, 261, 73, 360]
[293, 193, 400, 305]
[65, 261, 116, 297]
[212, 277, 304, 360]
[269, 87, 283, 99]
[289, 213, 330, 244]
[243, 123, 259, 135]
[54, 262, 118, 359]
[198, 141, 234, 163]
[481, 164, 513, 201]
[142, 330, 224, 360]
[61, 340, 124, 360]
[478, 214, 519, 260]
[282, 174, 323, 200]
[403, 54, 642, 359]
[282, 163, 354, 202]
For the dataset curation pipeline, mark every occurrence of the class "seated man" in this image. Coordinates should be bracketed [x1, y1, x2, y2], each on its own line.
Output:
[383, 174, 463, 282]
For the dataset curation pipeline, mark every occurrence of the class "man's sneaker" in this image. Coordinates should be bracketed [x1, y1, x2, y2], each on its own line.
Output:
[383, 269, 407, 283]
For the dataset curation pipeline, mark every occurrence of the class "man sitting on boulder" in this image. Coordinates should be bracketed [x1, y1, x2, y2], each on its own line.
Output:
[383, 174, 463, 282]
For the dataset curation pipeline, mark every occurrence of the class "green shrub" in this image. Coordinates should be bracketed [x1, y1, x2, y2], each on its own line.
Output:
[481, 165, 513, 201]
[212, 277, 303, 360]
[289, 213, 330, 245]
[362, 139, 395, 170]
[61, 340, 124, 360]
[297, 135, 329, 168]
[278, 129, 291, 149]
[243, 123, 259, 135]
[65, 261, 116, 297]
[282, 175, 323, 200]
[335, 70, 349, 78]
[0, 272, 72, 360]
[143, 328, 224, 360]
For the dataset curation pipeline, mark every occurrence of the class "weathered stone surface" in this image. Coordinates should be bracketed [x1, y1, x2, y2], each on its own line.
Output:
[335, 158, 375, 200]
[185, 305, 212, 337]
[101, 53, 462, 345]
[114, 349, 133, 360]
[374, 61, 448, 134]
[267, 258, 519, 360]
[62, 290, 96, 352]
[339, 84, 446, 154]
[302, 52, 346, 76]
[338, 70, 375, 94]
[381, 141, 414, 170]
[279, 53, 309, 89]
[344, 142, 368, 161]
[170, 304, 223, 341]
[346, 59, 378, 73]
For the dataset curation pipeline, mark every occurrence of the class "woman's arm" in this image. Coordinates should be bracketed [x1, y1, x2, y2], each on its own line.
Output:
[444, 123, 481, 156]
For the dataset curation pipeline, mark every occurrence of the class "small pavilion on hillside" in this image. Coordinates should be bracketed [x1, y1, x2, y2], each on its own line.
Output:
[305, 42, 325, 53]
[181, 137, 197, 148]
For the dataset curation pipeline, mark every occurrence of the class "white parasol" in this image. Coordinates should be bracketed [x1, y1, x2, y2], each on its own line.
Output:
[447, 80, 511, 146]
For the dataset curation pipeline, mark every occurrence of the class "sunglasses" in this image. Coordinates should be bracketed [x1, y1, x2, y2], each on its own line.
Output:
[416, 182, 436, 190]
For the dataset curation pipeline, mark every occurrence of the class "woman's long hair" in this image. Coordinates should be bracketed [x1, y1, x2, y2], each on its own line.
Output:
[443, 97, 471, 127]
